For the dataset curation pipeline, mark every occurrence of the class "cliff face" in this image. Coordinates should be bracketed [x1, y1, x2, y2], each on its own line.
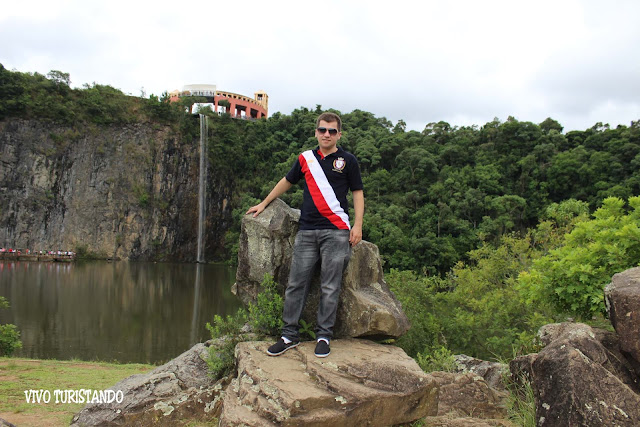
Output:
[0, 118, 232, 261]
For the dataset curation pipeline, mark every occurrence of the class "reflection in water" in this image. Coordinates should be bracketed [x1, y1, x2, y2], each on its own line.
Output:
[0, 261, 241, 364]
[190, 264, 203, 347]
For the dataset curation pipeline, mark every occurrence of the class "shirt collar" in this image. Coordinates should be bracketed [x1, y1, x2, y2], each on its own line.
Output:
[315, 146, 343, 160]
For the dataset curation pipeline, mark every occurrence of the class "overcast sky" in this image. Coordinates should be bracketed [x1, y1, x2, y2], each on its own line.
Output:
[2, 0, 639, 132]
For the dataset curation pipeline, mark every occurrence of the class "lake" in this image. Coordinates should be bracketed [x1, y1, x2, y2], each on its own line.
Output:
[0, 260, 242, 364]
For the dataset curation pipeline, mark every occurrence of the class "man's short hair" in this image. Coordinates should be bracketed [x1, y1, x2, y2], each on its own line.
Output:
[316, 112, 342, 132]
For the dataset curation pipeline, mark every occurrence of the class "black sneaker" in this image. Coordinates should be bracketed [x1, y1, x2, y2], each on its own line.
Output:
[314, 340, 330, 358]
[267, 338, 299, 356]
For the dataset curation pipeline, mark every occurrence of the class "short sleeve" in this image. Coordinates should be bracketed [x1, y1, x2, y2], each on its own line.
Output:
[348, 154, 363, 191]
[285, 157, 303, 184]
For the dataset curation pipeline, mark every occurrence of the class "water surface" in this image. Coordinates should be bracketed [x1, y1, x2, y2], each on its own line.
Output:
[0, 261, 241, 364]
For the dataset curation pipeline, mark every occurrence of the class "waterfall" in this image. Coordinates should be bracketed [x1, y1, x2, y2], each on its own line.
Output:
[196, 114, 208, 263]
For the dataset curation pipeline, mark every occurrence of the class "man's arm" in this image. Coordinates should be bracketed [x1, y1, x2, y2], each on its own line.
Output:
[349, 190, 364, 246]
[246, 177, 292, 217]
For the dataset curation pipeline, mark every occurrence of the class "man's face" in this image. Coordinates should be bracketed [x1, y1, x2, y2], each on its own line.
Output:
[315, 120, 341, 152]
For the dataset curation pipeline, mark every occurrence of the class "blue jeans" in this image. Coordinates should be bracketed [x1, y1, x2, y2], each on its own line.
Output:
[281, 229, 351, 341]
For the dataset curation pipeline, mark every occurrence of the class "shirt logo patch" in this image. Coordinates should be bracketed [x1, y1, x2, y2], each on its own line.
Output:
[333, 157, 346, 172]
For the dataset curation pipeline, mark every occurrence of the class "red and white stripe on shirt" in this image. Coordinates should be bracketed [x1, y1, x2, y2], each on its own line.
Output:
[299, 150, 351, 230]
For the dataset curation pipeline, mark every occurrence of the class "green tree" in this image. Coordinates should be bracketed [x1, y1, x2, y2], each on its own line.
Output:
[46, 70, 71, 87]
[519, 196, 640, 319]
[539, 117, 563, 134]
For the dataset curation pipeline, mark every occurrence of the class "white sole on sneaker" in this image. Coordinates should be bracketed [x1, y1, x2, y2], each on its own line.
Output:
[266, 342, 299, 356]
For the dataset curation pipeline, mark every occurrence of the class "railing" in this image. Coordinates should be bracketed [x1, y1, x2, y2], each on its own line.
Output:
[0, 251, 76, 262]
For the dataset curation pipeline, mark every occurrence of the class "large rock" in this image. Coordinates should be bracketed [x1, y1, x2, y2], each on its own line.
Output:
[235, 198, 300, 304]
[514, 322, 640, 426]
[453, 355, 507, 391]
[429, 371, 508, 419]
[71, 341, 227, 426]
[605, 266, 640, 370]
[235, 198, 410, 339]
[334, 240, 410, 338]
[219, 339, 438, 426]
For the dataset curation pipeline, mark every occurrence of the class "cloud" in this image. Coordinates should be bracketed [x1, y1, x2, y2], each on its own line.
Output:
[1, 0, 638, 132]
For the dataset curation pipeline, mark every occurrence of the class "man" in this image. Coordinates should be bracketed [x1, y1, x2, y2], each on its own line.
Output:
[246, 112, 364, 358]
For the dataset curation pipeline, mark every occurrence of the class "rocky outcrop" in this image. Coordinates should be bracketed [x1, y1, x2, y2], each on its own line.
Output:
[234, 198, 300, 303]
[235, 199, 410, 339]
[507, 267, 640, 426]
[453, 355, 507, 391]
[429, 371, 508, 419]
[334, 240, 410, 338]
[605, 266, 640, 372]
[219, 339, 438, 426]
[510, 322, 640, 426]
[71, 341, 227, 426]
[72, 338, 514, 426]
[0, 418, 17, 427]
[0, 118, 231, 261]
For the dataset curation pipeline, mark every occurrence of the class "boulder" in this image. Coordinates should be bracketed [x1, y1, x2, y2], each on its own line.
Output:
[0, 418, 17, 427]
[605, 266, 640, 370]
[429, 371, 508, 419]
[235, 198, 300, 304]
[519, 322, 640, 426]
[333, 240, 410, 338]
[508, 353, 536, 387]
[453, 355, 507, 391]
[235, 198, 410, 339]
[219, 339, 438, 426]
[71, 341, 227, 426]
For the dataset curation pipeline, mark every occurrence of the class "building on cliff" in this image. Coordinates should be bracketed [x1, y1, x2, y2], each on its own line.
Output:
[168, 84, 268, 119]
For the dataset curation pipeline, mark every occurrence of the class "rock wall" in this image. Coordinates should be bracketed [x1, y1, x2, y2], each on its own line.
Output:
[0, 118, 232, 261]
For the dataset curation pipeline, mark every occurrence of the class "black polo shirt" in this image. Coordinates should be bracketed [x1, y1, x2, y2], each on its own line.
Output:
[285, 146, 363, 230]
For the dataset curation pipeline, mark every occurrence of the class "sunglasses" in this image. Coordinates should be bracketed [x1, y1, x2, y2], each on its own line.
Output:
[316, 127, 339, 136]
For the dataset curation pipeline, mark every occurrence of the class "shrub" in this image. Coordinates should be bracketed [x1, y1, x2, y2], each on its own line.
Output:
[0, 324, 22, 356]
[389, 229, 556, 360]
[416, 346, 456, 372]
[205, 273, 283, 377]
[386, 269, 442, 358]
[205, 309, 247, 378]
[0, 296, 22, 356]
[248, 274, 284, 335]
[519, 196, 640, 319]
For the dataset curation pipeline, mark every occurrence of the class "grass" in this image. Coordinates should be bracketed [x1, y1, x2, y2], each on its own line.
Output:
[504, 372, 537, 427]
[0, 357, 154, 426]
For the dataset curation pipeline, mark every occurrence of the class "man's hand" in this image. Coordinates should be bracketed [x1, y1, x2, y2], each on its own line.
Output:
[350, 190, 364, 247]
[246, 178, 293, 218]
[349, 224, 362, 247]
[246, 203, 266, 218]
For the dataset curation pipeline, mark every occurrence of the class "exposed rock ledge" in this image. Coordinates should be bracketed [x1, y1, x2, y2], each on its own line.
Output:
[219, 339, 438, 426]
[510, 322, 640, 426]
[70, 341, 229, 426]
[70, 337, 513, 426]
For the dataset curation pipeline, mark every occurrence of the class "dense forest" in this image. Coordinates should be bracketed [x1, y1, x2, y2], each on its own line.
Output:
[2, 64, 640, 361]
